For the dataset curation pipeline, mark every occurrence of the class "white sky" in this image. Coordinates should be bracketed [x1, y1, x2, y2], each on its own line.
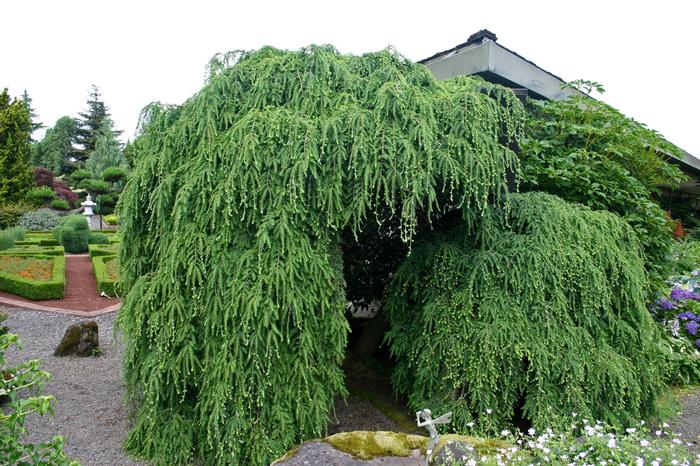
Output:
[3, 0, 699, 159]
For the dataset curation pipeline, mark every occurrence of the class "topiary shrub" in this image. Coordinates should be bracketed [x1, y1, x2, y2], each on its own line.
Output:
[18, 209, 61, 231]
[26, 186, 56, 207]
[49, 199, 70, 211]
[385, 192, 664, 434]
[118, 45, 524, 466]
[88, 232, 109, 244]
[69, 168, 91, 186]
[53, 214, 89, 253]
[79, 179, 110, 196]
[103, 214, 118, 226]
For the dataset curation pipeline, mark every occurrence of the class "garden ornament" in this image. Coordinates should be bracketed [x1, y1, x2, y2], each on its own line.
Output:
[416, 408, 452, 466]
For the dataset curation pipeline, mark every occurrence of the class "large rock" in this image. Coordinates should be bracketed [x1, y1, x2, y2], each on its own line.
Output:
[54, 321, 99, 357]
[272, 431, 511, 466]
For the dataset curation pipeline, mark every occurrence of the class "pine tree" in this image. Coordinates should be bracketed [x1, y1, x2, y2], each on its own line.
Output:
[21, 89, 43, 141]
[86, 117, 126, 177]
[31, 116, 80, 174]
[0, 89, 33, 203]
[74, 85, 121, 164]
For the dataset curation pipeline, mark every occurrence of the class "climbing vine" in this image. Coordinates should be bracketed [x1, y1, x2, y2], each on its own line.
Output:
[118, 45, 523, 465]
[385, 192, 664, 434]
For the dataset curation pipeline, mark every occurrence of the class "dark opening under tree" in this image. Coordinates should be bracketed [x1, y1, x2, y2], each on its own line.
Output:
[118, 45, 523, 465]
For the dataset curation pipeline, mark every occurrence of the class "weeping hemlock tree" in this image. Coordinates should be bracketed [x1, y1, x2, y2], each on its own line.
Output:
[385, 192, 663, 434]
[118, 45, 523, 465]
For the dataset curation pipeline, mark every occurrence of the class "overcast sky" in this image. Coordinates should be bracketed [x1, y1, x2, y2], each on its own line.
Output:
[3, 1, 699, 159]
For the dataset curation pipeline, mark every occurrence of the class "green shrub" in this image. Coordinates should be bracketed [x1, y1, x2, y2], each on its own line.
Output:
[0, 202, 33, 229]
[91, 255, 120, 296]
[669, 238, 700, 275]
[53, 215, 89, 253]
[101, 166, 127, 184]
[18, 209, 61, 231]
[0, 226, 26, 250]
[88, 244, 118, 258]
[79, 178, 110, 195]
[386, 193, 663, 434]
[69, 168, 91, 186]
[0, 245, 65, 256]
[88, 232, 109, 244]
[0, 330, 78, 465]
[49, 199, 70, 211]
[103, 214, 118, 225]
[26, 186, 56, 207]
[0, 255, 65, 299]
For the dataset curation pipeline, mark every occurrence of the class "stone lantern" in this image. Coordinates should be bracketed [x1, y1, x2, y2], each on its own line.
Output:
[81, 194, 100, 230]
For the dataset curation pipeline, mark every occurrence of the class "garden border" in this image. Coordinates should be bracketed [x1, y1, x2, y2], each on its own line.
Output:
[0, 254, 65, 300]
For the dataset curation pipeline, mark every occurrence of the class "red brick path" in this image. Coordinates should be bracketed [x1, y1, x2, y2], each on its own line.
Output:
[0, 254, 121, 316]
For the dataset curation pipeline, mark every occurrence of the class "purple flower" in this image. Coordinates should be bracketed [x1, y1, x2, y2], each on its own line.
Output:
[656, 298, 675, 310]
[686, 321, 699, 336]
[697, 339, 700, 348]
[677, 311, 697, 321]
[670, 287, 700, 301]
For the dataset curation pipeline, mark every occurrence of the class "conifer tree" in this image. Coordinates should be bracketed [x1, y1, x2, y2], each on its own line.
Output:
[118, 45, 524, 466]
[74, 85, 121, 164]
[32, 116, 79, 174]
[86, 117, 126, 177]
[21, 90, 43, 141]
[0, 88, 32, 203]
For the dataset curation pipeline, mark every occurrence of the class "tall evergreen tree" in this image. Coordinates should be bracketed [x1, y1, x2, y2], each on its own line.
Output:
[0, 88, 32, 203]
[74, 85, 121, 164]
[86, 117, 126, 177]
[21, 89, 43, 141]
[32, 116, 80, 174]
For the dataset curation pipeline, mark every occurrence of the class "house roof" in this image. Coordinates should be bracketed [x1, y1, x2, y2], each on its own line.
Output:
[419, 30, 700, 179]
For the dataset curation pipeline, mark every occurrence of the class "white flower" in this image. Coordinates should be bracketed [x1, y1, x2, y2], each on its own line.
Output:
[467, 421, 475, 428]
[651, 460, 660, 466]
[640, 439, 650, 447]
[640, 420, 645, 425]
[626, 428, 637, 434]
[467, 460, 476, 466]
[636, 458, 644, 466]
[662, 422, 670, 428]
[528, 428, 536, 436]
[486, 408, 493, 414]
[501, 429, 510, 437]
[655, 430, 662, 436]
[607, 438, 617, 449]
[572, 412, 578, 417]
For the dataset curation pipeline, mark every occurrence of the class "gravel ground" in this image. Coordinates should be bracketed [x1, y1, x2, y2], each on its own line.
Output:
[4, 305, 700, 465]
[671, 388, 700, 454]
[2, 307, 146, 466]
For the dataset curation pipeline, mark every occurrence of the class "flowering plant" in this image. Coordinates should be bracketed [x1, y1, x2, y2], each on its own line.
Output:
[654, 270, 700, 348]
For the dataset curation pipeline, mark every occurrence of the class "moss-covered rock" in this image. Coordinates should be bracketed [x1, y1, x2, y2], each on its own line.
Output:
[54, 321, 99, 357]
[324, 431, 427, 460]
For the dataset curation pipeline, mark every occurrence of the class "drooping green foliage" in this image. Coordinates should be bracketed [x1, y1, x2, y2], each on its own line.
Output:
[118, 45, 523, 465]
[0, 88, 33, 204]
[520, 80, 686, 287]
[385, 192, 664, 434]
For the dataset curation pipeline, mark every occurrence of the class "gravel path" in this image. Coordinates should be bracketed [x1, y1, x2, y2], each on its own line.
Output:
[2, 307, 146, 466]
[672, 388, 700, 454]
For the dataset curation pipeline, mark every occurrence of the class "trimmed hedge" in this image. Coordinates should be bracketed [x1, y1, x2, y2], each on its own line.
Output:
[14, 238, 60, 247]
[0, 255, 65, 299]
[91, 255, 120, 296]
[88, 244, 119, 258]
[0, 245, 65, 256]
